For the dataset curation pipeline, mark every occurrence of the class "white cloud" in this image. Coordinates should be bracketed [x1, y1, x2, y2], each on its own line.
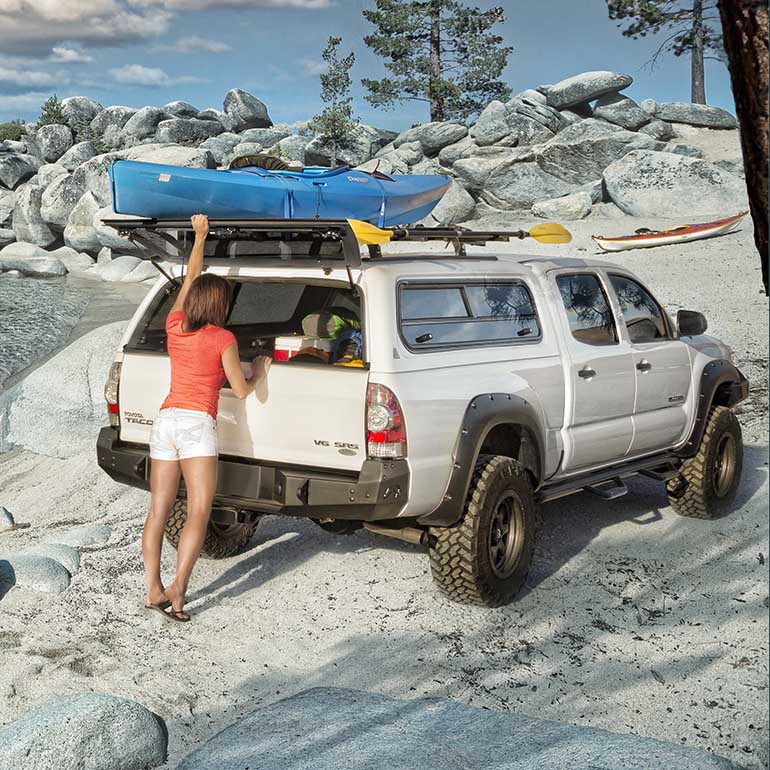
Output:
[300, 57, 326, 76]
[0, 66, 57, 87]
[109, 63, 203, 86]
[169, 35, 231, 53]
[49, 46, 94, 63]
[161, 0, 329, 8]
[0, 91, 51, 112]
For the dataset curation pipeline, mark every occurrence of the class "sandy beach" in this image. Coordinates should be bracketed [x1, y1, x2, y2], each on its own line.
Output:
[0, 206, 766, 768]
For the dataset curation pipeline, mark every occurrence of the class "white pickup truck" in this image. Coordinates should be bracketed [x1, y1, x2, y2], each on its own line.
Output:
[97, 218, 748, 606]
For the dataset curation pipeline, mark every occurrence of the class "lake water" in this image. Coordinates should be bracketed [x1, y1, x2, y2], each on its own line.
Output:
[0, 274, 90, 390]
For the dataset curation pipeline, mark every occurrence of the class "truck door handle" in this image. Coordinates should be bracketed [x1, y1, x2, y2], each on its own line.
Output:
[636, 360, 652, 372]
[578, 367, 596, 380]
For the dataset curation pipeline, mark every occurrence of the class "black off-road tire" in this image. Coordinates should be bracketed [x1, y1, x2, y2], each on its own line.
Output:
[428, 455, 537, 607]
[164, 500, 260, 559]
[666, 406, 743, 519]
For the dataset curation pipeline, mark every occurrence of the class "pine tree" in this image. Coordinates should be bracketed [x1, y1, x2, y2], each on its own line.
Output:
[310, 36, 358, 168]
[362, 0, 512, 123]
[38, 95, 66, 126]
[606, 0, 724, 104]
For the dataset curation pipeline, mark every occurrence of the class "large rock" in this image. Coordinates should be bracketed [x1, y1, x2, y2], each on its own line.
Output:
[653, 102, 737, 129]
[438, 135, 478, 167]
[36, 124, 74, 163]
[99, 255, 141, 281]
[60, 96, 103, 129]
[46, 523, 112, 548]
[271, 134, 309, 163]
[197, 108, 235, 131]
[0, 555, 70, 593]
[393, 122, 468, 155]
[122, 107, 171, 141]
[304, 124, 382, 167]
[22, 543, 80, 576]
[223, 88, 272, 131]
[540, 70, 633, 109]
[0, 153, 38, 189]
[603, 149, 748, 217]
[0, 189, 15, 224]
[59, 141, 97, 172]
[593, 93, 651, 131]
[532, 190, 592, 220]
[423, 180, 476, 224]
[394, 141, 423, 166]
[176, 688, 740, 770]
[482, 160, 575, 209]
[200, 132, 242, 165]
[155, 118, 223, 144]
[78, 153, 121, 206]
[536, 118, 656, 184]
[639, 119, 674, 142]
[0, 242, 64, 275]
[90, 106, 137, 137]
[40, 169, 88, 227]
[471, 101, 510, 146]
[0, 228, 14, 247]
[507, 96, 566, 134]
[505, 113, 555, 146]
[226, 142, 263, 167]
[239, 126, 293, 147]
[453, 148, 514, 191]
[64, 191, 102, 253]
[121, 143, 216, 169]
[50, 245, 94, 273]
[162, 100, 198, 118]
[11, 184, 57, 247]
[37, 162, 70, 189]
[92, 206, 139, 253]
[124, 260, 159, 283]
[0, 694, 167, 770]
[4, 323, 125, 458]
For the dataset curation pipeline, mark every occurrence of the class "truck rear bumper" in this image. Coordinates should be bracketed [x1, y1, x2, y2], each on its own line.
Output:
[96, 427, 409, 522]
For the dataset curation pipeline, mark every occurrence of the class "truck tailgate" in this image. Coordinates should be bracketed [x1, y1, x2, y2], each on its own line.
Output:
[118, 352, 369, 472]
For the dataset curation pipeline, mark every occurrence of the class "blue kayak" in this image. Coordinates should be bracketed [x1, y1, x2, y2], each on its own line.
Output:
[109, 160, 451, 227]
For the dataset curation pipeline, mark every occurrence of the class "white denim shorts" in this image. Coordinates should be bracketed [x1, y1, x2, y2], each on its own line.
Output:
[149, 407, 218, 461]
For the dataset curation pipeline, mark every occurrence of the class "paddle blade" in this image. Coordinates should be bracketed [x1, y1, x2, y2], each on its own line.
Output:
[348, 219, 393, 245]
[528, 222, 572, 244]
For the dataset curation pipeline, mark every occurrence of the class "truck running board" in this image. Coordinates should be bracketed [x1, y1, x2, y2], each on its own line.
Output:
[537, 454, 680, 504]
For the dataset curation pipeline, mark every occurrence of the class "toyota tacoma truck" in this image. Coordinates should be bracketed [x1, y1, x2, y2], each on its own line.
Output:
[97, 218, 749, 606]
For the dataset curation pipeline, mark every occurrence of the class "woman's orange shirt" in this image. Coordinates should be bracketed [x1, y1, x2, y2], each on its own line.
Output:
[160, 310, 237, 419]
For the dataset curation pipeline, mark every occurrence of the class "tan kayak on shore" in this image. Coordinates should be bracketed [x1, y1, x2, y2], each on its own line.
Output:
[592, 211, 749, 252]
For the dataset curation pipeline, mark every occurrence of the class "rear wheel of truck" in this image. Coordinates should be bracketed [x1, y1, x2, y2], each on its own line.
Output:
[428, 455, 537, 607]
[666, 406, 743, 519]
[164, 500, 260, 559]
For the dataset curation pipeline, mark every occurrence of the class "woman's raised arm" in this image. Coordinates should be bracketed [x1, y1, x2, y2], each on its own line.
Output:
[171, 214, 209, 314]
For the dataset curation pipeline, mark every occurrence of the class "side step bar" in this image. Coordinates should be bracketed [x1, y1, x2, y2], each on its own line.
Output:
[538, 456, 680, 504]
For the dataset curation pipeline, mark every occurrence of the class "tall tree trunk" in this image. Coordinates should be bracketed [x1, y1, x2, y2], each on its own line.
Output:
[691, 0, 707, 103]
[717, 0, 768, 293]
[429, 0, 444, 122]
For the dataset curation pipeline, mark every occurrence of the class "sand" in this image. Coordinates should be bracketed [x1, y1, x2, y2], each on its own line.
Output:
[0, 209, 766, 770]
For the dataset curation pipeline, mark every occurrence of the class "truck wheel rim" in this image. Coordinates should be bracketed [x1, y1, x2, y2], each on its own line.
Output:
[714, 433, 737, 498]
[488, 492, 524, 579]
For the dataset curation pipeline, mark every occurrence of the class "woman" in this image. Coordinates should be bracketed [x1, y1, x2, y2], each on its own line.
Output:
[142, 213, 271, 622]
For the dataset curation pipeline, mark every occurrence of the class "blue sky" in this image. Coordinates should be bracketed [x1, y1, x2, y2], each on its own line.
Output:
[0, 0, 735, 128]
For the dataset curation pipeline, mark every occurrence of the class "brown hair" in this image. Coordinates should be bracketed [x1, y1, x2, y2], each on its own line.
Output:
[183, 273, 232, 331]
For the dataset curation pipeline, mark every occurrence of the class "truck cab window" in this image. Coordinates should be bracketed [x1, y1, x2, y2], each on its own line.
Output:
[556, 273, 617, 345]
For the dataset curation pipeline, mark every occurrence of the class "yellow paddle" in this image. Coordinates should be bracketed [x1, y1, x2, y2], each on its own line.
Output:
[347, 219, 572, 246]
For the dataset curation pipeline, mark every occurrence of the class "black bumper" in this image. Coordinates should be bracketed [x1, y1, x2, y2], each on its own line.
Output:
[96, 427, 409, 522]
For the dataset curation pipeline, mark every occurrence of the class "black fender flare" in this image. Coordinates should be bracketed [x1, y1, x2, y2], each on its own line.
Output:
[417, 393, 546, 528]
[677, 359, 749, 458]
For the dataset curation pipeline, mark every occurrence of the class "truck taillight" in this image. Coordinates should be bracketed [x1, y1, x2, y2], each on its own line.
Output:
[104, 362, 121, 428]
[366, 383, 407, 459]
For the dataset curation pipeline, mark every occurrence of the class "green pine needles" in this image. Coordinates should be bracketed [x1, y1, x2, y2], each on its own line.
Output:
[310, 36, 359, 168]
[362, 0, 513, 123]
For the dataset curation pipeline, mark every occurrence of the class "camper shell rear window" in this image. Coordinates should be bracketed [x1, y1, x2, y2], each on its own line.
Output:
[127, 278, 364, 365]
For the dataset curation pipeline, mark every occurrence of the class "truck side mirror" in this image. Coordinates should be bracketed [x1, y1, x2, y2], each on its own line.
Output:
[677, 309, 708, 336]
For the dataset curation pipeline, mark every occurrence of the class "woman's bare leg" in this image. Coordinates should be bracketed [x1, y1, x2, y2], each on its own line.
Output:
[166, 456, 217, 617]
[142, 459, 181, 605]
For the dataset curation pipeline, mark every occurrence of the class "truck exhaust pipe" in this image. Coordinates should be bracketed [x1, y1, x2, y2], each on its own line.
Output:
[363, 523, 428, 546]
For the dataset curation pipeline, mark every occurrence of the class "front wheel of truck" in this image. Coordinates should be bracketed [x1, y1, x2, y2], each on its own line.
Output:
[428, 455, 537, 607]
[164, 500, 260, 559]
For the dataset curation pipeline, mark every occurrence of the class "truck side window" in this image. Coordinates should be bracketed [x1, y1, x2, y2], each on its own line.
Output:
[609, 274, 669, 343]
[556, 274, 617, 346]
[399, 282, 540, 350]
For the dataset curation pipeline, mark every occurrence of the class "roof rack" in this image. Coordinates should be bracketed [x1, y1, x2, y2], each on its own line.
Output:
[101, 217, 536, 261]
